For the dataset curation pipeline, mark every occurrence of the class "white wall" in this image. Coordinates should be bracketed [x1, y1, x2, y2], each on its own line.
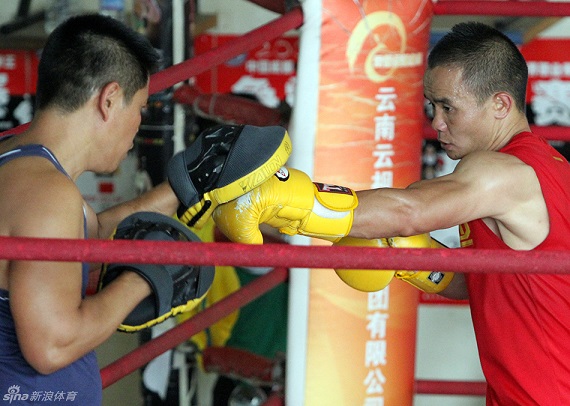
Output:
[0, 1, 135, 26]
[415, 305, 485, 406]
[0, 0, 97, 24]
[198, 0, 278, 34]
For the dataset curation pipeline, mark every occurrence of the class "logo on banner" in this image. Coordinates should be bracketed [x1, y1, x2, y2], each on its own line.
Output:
[346, 12, 423, 83]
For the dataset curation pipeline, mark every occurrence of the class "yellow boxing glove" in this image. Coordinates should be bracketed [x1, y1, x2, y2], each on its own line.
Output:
[212, 167, 358, 244]
[388, 234, 453, 294]
[167, 125, 292, 229]
[333, 237, 395, 292]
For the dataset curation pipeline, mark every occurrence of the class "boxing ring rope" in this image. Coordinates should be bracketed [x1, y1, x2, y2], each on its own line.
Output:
[1, 235, 568, 395]
[5, 3, 570, 137]
[1, 236, 569, 274]
[433, 0, 570, 17]
[415, 380, 487, 396]
[148, 7, 304, 95]
[2, 2, 570, 401]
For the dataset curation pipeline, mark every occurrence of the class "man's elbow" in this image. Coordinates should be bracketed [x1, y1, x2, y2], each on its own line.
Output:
[22, 344, 71, 375]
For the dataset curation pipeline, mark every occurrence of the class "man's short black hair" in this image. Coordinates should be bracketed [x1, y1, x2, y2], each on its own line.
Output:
[36, 14, 161, 112]
[428, 22, 528, 112]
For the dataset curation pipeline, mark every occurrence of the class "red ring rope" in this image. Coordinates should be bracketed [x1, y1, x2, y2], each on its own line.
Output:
[433, 1, 570, 17]
[415, 380, 487, 396]
[4, 5, 570, 143]
[0, 236, 568, 274]
[149, 7, 303, 94]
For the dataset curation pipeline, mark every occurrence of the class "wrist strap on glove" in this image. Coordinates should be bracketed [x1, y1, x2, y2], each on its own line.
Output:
[388, 234, 454, 294]
[270, 168, 358, 242]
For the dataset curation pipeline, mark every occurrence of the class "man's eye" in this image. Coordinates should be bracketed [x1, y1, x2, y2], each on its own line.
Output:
[424, 100, 434, 119]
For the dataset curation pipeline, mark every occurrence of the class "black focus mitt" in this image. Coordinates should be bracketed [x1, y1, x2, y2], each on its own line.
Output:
[98, 212, 215, 332]
[167, 124, 291, 228]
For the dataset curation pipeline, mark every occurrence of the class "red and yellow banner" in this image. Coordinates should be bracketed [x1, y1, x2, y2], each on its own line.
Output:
[305, 1, 433, 404]
[0, 50, 38, 132]
[193, 33, 299, 106]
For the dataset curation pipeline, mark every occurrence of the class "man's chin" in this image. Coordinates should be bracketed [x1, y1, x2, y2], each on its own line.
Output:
[443, 149, 462, 160]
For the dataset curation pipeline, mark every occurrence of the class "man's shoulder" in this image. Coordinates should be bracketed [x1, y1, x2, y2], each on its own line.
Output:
[455, 149, 525, 173]
[0, 163, 83, 235]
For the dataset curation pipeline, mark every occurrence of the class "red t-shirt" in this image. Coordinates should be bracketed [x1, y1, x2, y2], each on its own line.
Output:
[461, 132, 570, 405]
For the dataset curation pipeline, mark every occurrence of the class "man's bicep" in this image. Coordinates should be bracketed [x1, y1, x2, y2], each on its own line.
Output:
[404, 173, 481, 234]
[9, 255, 84, 348]
[414, 153, 517, 226]
[8, 181, 86, 340]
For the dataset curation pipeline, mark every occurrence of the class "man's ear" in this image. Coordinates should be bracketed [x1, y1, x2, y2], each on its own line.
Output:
[98, 82, 121, 121]
[493, 92, 513, 119]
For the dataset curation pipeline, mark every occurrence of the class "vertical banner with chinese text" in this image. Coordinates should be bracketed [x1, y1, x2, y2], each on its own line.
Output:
[305, 1, 433, 405]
